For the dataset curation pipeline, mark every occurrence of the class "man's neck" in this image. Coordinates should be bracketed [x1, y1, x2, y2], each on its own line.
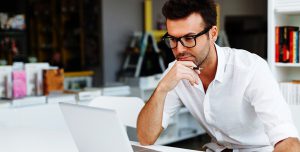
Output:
[199, 45, 218, 83]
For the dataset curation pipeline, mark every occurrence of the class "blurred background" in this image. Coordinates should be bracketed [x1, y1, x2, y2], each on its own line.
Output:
[0, 0, 267, 87]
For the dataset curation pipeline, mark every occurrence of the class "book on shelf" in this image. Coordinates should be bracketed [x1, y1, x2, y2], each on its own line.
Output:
[0, 66, 12, 99]
[25, 63, 50, 96]
[275, 26, 299, 63]
[279, 80, 300, 105]
[43, 69, 64, 95]
[12, 70, 26, 99]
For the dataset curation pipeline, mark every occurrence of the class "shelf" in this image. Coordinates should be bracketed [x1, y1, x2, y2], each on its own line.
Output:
[0, 96, 47, 107]
[29, 0, 100, 71]
[275, 1, 300, 14]
[0, 30, 26, 35]
[64, 71, 94, 77]
[275, 7, 300, 14]
[275, 63, 300, 67]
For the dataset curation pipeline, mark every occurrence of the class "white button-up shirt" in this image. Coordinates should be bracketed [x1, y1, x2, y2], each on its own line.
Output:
[161, 44, 299, 151]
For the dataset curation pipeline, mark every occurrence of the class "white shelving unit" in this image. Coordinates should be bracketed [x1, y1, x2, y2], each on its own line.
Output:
[155, 107, 206, 145]
[275, 63, 300, 67]
[268, 0, 300, 132]
[268, 0, 300, 81]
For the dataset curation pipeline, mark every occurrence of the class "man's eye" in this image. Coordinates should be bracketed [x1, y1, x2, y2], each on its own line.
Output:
[168, 37, 176, 42]
[183, 37, 194, 41]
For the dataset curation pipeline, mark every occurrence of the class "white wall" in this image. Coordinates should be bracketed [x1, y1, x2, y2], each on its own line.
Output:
[101, 0, 144, 83]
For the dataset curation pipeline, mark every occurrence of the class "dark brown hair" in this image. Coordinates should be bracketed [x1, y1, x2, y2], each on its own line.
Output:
[162, 0, 217, 28]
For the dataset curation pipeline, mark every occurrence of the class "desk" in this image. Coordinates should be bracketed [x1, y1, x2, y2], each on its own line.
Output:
[0, 127, 201, 152]
[0, 104, 202, 152]
[131, 141, 201, 152]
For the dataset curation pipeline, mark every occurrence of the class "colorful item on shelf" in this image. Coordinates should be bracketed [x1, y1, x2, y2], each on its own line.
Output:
[43, 69, 64, 95]
[0, 66, 12, 99]
[12, 70, 26, 99]
[25, 63, 50, 96]
[275, 26, 299, 63]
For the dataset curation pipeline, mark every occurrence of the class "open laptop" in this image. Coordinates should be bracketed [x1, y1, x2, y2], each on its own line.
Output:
[59, 102, 160, 152]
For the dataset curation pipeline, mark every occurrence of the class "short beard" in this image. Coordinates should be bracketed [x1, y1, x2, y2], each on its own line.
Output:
[197, 46, 210, 68]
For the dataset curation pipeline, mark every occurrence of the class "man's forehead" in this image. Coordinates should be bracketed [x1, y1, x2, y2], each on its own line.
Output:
[166, 21, 205, 37]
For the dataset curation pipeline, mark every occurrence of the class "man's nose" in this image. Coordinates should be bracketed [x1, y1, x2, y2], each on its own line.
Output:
[175, 40, 187, 53]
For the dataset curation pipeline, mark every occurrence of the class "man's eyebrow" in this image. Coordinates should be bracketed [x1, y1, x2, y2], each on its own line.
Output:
[166, 32, 197, 38]
[183, 32, 198, 36]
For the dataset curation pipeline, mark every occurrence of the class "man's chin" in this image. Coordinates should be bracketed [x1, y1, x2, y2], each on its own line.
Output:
[177, 58, 194, 62]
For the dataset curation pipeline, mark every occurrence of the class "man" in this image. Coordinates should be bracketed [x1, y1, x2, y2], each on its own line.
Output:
[137, 0, 300, 151]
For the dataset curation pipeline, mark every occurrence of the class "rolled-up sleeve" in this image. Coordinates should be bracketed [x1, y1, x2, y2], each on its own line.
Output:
[160, 61, 183, 129]
[161, 89, 182, 129]
[246, 58, 299, 146]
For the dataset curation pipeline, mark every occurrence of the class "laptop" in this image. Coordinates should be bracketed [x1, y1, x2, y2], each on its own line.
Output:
[59, 102, 160, 152]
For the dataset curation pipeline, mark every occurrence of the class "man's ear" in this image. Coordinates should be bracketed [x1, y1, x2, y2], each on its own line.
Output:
[210, 26, 218, 42]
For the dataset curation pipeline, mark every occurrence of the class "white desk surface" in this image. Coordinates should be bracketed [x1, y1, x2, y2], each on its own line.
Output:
[131, 141, 201, 152]
[0, 104, 202, 152]
[0, 127, 201, 152]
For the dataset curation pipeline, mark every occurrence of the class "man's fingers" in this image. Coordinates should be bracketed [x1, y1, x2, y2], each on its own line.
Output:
[194, 69, 201, 75]
[180, 67, 200, 84]
[176, 61, 197, 69]
[176, 61, 202, 75]
[168, 60, 201, 87]
[181, 72, 199, 85]
[181, 73, 195, 86]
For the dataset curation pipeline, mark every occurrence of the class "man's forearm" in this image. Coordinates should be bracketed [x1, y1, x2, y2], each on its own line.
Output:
[137, 61, 199, 145]
[274, 137, 300, 152]
[137, 86, 168, 145]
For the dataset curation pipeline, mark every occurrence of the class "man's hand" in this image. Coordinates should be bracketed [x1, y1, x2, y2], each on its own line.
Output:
[158, 61, 200, 93]
[274, 137, 300, 152]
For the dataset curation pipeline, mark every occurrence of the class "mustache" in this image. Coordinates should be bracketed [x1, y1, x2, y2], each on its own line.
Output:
[175, 53, 194, 60]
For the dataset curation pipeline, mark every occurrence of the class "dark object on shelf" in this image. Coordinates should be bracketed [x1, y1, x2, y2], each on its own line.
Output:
[0, 0, 28, 65]
[140, 36, 164, 76]
[0, 36, 28, 64]
[225, 16, 267, 59]
[157, 39, 175, 68]
[29, 0, 101, 71]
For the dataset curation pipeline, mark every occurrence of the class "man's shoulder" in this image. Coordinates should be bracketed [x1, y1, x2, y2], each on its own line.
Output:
[221, 46, 267, 70]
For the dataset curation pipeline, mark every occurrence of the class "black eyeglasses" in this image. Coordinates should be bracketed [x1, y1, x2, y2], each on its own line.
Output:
[162, 26, 211, 49]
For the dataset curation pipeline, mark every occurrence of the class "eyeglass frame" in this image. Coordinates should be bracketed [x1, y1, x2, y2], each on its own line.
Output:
[162, 26, 212, 49]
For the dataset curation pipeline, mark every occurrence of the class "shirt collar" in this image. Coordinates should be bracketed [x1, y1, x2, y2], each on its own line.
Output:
[214, 43, 225, 83]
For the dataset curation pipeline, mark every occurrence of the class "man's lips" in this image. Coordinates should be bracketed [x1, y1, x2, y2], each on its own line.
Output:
[177, 56, 193, 61]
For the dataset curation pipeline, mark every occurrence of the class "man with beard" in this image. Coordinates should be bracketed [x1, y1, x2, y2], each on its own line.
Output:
[137, 0, 300, 151]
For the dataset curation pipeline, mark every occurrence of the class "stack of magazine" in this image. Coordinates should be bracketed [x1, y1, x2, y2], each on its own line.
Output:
[279, 81, 300, 105]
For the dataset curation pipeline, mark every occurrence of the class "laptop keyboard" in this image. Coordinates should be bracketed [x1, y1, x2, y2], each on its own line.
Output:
[131, 145, 161, 152]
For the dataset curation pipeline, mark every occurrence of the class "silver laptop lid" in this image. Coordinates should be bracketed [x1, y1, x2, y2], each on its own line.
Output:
[59, 102, 133, 152]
